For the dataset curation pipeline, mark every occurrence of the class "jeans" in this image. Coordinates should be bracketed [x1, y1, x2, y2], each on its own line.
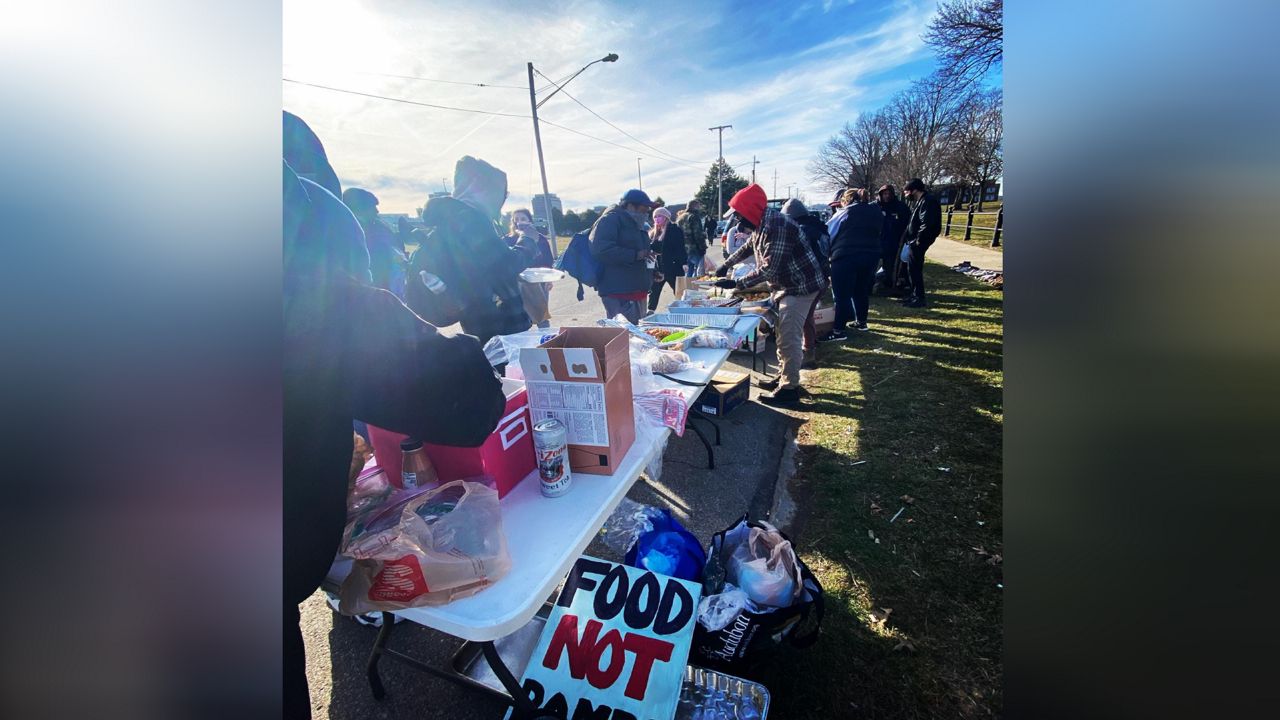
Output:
[648, 274, 677, 312]
[685, 253, 705, 277]
[602, 295, 645, 324]
[777, 291, 818, 389]
[906, 241, 930, 300]
[831, 255, 879, 329]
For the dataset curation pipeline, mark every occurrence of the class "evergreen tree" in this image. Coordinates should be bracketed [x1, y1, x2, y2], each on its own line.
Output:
[694, 159, 748, 217]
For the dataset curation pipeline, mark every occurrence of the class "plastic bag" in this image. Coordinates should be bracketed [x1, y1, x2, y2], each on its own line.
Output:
[641, 347, 694, 374]
[338, 480, 511, 613]
[634, 389, 690, 436]
[483, 327, 562, 370]
[900, 242, 912, 263]
[663, 329, 737, 351]
[697, 582, 750, 632]
[730, 259, 757, 281]
[636, 416, 670, 483]
[729, 526, 801, 607]
[625, 508, 707, 582]
[599, 497, 663, 555]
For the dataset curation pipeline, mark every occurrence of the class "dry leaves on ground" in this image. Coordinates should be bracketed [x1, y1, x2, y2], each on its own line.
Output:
[869, 607, 893, 624]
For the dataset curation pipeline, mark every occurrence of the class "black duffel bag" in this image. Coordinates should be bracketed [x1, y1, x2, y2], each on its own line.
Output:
[690, 515, 824, 672]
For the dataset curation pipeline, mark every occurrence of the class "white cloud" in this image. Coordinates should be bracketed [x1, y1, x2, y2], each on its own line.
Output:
[283, 0, 941, 212]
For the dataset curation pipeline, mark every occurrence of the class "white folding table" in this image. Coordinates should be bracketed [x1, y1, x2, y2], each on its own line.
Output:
[324, 339, 743, 718]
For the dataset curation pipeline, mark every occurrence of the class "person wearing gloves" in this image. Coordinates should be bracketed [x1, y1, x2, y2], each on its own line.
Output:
[589, 188, 657, 323]
[822, 188, 884, 339]
[283, 123, 506, 717]
[781, 198, 831, 368]
[647, 206, 687, 313]
[712, 183, 825, 405]
[901, 177, 943, 307]
[874, 184, 912, 295]
[502, 207, 555, 328]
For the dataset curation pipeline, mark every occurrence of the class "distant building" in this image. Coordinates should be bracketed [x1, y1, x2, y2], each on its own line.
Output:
[532, 193, 562, 221]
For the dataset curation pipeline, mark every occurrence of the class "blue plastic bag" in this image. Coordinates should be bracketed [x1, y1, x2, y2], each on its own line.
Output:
[624, 509, 707, 582]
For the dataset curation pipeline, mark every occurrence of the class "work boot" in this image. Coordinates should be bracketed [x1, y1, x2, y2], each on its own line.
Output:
[760, 386, 801, 406]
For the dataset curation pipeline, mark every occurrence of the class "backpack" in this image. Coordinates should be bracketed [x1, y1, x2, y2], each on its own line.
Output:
[554, 229, 602, 301]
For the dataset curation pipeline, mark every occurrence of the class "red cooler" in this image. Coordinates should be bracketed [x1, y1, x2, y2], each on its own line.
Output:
[424, 378, 536, 498]
[366, 379, 535, 496]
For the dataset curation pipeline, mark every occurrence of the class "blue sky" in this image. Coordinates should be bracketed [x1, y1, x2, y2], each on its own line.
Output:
[284, 0, 949, 213]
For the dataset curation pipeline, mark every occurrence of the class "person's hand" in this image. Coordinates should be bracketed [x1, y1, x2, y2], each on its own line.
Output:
[714, 278, 737, 289]
[682, 264, 689, 273]
[714, 263, 730, 278]
[645, 251, 658, 263]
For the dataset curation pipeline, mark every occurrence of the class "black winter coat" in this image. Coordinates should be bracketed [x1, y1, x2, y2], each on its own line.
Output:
[906, 192, 943, 248]
[877, 198, 912, 251]
[652, 224, 687, 278]
[589, 205, 652, 295]
[829, 202, 884, 262]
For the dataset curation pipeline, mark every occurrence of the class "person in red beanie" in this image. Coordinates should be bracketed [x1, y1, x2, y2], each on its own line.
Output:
[712, 183, 826, 404]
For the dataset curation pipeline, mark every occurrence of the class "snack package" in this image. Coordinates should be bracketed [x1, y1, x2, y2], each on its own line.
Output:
[338, 480, 511, 613]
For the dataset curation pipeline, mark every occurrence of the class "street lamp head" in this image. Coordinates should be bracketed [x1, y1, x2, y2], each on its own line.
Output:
[602, 53, 619, 62]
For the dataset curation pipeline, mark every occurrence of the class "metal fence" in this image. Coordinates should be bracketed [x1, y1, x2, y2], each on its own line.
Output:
[943, 206, 1004, 248]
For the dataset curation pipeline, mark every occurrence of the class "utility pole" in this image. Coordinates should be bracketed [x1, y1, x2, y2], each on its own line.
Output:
[708, 124, 732, 216]
[750, 155, 760, 185]
[773, 168, 778, 199]
[636, 158, 642, 190]
[527, 62, 557, 245]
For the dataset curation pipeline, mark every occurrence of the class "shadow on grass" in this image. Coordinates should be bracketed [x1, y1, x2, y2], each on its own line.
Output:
[754, 265, 1003, 719]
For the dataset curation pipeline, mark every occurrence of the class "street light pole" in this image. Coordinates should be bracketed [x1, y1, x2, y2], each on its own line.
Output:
[636, 158, 642, 190]
[527, 53, 618, 253]
[709, 124, 732, 216]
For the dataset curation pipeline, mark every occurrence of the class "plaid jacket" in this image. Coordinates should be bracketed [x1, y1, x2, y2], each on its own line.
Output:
[723, 208, 826, 296]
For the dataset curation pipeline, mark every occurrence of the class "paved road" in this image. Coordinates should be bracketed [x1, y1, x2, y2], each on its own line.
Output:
[301, 275, 798, 720]
[930, 235, 1003, 271]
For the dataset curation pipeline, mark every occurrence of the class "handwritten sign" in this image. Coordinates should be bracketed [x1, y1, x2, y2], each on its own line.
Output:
[508, 556, 702, 720]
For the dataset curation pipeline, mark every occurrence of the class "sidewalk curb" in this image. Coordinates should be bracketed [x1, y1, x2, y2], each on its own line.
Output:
[767, 425, 800, 532]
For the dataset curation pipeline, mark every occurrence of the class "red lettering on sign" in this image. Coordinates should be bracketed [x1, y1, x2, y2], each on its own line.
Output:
[368, 555, 429, 602]
[542, 614, 600, 679]
[586, 628, 626, 690]
[621, 634, 674, 701]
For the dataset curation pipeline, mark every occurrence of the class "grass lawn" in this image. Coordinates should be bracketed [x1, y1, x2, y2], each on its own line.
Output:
[941, 200, 1002, 252]
[754, 263, 1003, 718]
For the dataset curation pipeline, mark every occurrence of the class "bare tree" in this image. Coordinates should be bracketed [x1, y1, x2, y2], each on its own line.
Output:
[924, 0, 1003, 86]
[944, 89, 1003, 210]
[808, 109, 895, 193]
[881, 74, 970, 187]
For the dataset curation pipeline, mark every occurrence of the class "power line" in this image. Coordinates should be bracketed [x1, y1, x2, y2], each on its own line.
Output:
[284, 79, 713, 169]
[283, 78, 529, 117]
[533, 68, 711, 168]
[284, 65, 528, 90]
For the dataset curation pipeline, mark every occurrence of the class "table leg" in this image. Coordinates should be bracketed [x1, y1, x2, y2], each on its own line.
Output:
[689, 408, 721, 446]
[366, 612, 395, 700]
[481, 640, 545, 719]
[686, 419, 715, 469]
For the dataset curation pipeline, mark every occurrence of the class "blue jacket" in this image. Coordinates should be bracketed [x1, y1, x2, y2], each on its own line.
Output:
[589, 204, 652, 295]
[827, 202, 883, 261]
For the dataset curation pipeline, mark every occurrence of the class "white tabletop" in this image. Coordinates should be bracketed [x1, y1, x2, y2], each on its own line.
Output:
[326, 342, 735, 642]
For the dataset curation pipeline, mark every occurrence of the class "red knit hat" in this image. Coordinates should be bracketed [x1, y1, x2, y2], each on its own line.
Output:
[728, 183, 767, 226]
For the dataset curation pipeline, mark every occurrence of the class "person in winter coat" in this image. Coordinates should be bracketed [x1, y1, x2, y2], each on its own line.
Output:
[589, 188, 657, 323]
[647, 206, 687, 312]
[283, 153, 505, 717]
[502, 207, 555, 328]
[781, 198, 830, 368]
[874, 184, 912, 295]
[823, 188, 884, 338]
[342, 188, 407, 297]
[901, 178, 943, 307]
[678, 199, 708, 277]
[404, 156, 532, 343]
[713, 184, 825, 405]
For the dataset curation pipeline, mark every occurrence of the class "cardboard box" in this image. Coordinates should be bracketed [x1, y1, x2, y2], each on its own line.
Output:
[519, 327, 635, 475]
[423, 378, 535, 498]
[695, 370, 750, 417]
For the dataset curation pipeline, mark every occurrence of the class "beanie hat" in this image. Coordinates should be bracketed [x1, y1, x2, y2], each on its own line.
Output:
[781, 198, 807, 218]
[653, 206, 673, 222]
[341, 187, 379, 212]
[620, 188, 654, 206]
[904, 178, 926, 192]
[728, 184, 768, 226]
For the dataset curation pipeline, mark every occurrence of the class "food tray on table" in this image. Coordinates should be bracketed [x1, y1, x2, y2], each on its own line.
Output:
[641, 313, 740, 329]
[667, 303, 742, 316]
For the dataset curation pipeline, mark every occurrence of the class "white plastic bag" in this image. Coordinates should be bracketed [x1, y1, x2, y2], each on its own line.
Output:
[697, 582, 751, 632]
[338, 480, 511, 613]
[727, 524, 802, 608]
[900, 242, 912, 263]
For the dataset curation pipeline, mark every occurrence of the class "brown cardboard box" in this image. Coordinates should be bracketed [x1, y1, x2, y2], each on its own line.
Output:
[518, 327, 636, 475]
[695, 370, 750, 417]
